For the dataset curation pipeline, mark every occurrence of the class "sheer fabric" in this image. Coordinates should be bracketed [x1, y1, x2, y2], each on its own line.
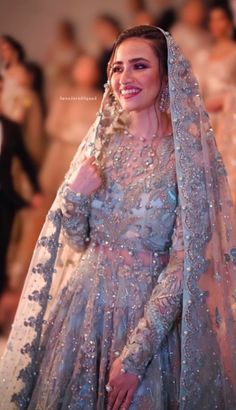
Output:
[0, 27, 236, 409]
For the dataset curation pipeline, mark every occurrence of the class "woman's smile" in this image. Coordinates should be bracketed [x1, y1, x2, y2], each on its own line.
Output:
[120, 85, 142, 98]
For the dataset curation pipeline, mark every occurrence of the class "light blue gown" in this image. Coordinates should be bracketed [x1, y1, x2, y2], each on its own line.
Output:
[27, 130, 183, 409]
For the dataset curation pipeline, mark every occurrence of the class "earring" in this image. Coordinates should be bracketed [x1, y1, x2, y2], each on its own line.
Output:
[159, 84, 169, 112]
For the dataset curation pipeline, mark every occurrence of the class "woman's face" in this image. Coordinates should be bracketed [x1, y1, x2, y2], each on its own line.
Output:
[0, 40, 16, 65]
[209, 8, 233, 39]
[181, 0, 206, 28]
[72, 55, 98, 87]
[110, 38, 161, 113]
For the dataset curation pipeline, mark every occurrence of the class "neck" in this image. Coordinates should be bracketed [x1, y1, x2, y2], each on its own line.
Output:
[128, 106, 171, 140]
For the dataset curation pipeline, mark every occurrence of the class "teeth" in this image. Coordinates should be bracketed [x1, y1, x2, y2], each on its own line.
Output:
[121, 89, 140, 95]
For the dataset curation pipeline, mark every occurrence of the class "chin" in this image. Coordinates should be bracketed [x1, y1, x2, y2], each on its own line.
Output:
[120, 101, 144, 112]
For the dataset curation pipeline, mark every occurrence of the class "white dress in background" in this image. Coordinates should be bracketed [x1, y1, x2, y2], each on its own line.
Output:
[39, 86, 102, 201]
[194, 48, 236, 204]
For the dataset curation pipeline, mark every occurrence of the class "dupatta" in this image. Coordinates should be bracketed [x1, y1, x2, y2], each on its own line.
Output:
[0, 27, 236, 409]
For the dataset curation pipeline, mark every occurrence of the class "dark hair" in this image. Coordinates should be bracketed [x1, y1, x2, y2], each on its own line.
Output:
[107, 25, 168, 82]
[209, 1, 236, 39]
[22, 61, 47, 117]
[96, 14, 122, 34]
[209, 1, 234, 22]
[1, 35, 26, 63]
[59, 20, 76, 42]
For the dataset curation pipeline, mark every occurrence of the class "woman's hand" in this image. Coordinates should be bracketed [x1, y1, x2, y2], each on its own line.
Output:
[69, 156, 102, 196]
[107, 358, 140, 410]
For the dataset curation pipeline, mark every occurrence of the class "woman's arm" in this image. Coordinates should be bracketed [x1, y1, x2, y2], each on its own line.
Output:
[120, 204, 184, 376]
[61, 185, 91, 251]
[60, 156, 102, 251]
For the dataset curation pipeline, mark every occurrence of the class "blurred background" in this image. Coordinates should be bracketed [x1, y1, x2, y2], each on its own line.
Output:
[0, 0, 236, 352]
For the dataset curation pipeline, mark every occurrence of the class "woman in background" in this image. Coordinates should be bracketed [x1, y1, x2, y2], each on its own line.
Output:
[0, 35, 26, 111]
[40, 53, 102, 207]
[194, 3, 236, 204]
[44, 20, 80, 99]
[0, 36, 46, 166]
[92, 15, 122, 90]
[171, 0, 211, 64]
[8, 61, 47, 291]
[0, 37, 46, 290]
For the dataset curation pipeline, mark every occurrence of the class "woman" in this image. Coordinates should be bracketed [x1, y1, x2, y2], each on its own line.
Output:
[40, 53, 102, 205]
[6, 60, 47, 293]
[0, 25, 236, 409]
[0, 111, 40, 295]
[0, 35, 26, 96]
[18, 61, 47, 166]
[171, 0, 211, 64]
[194, 3, 236, 205]
[44, 20, 79, 99]
[92, 14, 121, 90]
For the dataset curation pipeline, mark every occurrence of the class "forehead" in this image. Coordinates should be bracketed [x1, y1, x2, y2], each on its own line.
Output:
[210, 8, 228, 19]
[113, 38, 157, 62]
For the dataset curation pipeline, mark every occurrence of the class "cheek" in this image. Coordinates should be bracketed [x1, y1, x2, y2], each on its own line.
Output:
[211, 18, 228, 32]
[143, 73, 161, 98]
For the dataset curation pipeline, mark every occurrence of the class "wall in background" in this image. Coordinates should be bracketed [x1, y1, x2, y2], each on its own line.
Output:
[0, 0, 182, 62]
[0, 0, 129, 62]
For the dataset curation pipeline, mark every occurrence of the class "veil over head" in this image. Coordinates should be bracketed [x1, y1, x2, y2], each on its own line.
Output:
[0, 26, 236, 409]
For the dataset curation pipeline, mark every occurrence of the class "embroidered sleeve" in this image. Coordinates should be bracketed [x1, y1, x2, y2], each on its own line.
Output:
[120, 205, 184, 376]
[61, 185, 91, 251]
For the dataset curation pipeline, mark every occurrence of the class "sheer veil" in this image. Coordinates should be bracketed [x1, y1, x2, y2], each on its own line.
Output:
[0, 27, 236, 409]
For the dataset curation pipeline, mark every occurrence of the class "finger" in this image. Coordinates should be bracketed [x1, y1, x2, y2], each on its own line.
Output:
[121, 389, 135, 410]
[85, 156, 96, 164]
[86, 159, 100, 172]
[89, 164, 100, 173]
[112, 390, 127, 410]
[81, 156, 95, 167]
[107, 386, 119, 410]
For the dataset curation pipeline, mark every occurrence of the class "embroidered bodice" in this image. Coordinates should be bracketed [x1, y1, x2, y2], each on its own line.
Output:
[60, 131, 184, 377]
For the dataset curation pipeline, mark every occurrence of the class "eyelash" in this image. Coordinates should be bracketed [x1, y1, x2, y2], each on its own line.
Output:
[112, 63, 148, 73]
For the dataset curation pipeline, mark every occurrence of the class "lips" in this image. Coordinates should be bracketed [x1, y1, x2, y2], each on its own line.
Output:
[120, 86, 141, 99]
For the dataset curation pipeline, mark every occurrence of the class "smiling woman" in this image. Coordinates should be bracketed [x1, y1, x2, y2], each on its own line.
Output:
[111, 40, 163, 112]
[0, 25, 236, 410]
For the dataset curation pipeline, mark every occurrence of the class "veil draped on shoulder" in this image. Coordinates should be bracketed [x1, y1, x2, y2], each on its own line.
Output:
[0, 27, 236, 409]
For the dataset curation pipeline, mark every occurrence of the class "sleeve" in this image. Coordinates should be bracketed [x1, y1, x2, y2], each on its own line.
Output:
[61, 185, 91, 252]
[120, 205, 184, 377]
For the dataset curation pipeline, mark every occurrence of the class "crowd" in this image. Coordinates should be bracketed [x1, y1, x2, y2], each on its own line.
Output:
[0, 0, 235, 352]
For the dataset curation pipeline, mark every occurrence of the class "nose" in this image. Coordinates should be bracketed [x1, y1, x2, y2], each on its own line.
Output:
[119, 66, 132, 85]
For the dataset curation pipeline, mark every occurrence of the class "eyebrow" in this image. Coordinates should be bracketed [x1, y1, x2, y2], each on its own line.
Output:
[112, 57, 150, 65]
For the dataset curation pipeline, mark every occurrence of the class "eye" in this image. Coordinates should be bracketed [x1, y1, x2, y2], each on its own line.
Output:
[133, 63, 148, 69]
[112, 66, 123, 73]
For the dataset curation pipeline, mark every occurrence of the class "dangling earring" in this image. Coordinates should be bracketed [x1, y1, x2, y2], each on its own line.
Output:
[112, 93, 123, 114]
[159, 84, 169, 112]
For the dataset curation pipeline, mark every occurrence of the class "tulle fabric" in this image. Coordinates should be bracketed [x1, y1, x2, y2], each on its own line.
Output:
[0, 27, 236, 409]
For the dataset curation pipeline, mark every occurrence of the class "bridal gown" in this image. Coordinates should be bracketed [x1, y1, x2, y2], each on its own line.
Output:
[22, 130, 183, 410]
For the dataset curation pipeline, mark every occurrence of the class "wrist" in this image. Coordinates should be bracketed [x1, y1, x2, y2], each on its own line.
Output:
[62, 185, 91, 217]
[120, 365, 142, 382]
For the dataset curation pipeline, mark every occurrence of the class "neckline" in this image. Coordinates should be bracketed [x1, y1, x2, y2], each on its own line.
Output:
[123, 128, 173, 142]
